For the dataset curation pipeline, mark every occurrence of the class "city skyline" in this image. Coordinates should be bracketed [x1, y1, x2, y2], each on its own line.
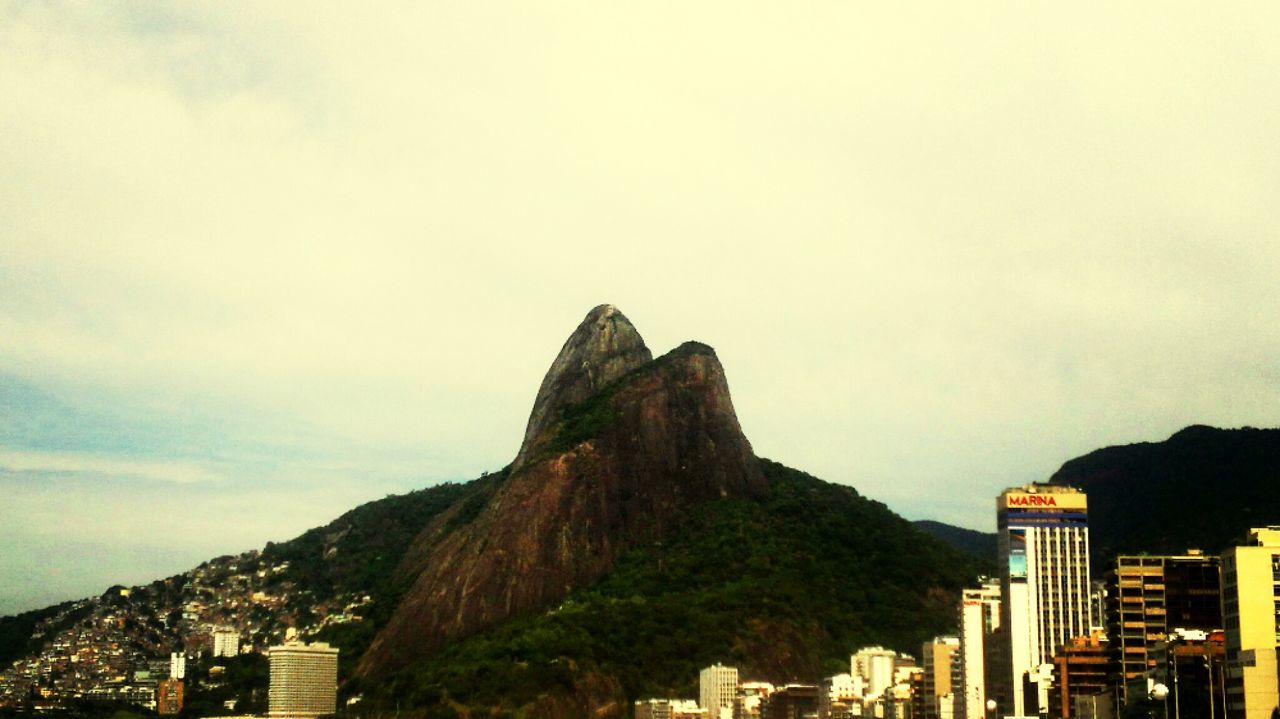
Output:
[6, 2, 1280, 616]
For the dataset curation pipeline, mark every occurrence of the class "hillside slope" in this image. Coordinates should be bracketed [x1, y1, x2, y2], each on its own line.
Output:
[351, 459, 984, 717]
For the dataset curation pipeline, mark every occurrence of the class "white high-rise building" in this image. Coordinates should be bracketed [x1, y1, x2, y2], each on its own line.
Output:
[997, 484, 1090, 717]
[169, 652, 186, 680]
[851, 647, 898, 698]
[699, 664, 738, 719]
[958, 580, 1000, 719]
[212, 627, 240, 658]
[268, 640, 339, 719]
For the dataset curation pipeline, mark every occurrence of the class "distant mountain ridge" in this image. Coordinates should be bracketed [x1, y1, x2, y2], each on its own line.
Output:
[912, 520, 997, 564]
[1048, 424, 1280, 568]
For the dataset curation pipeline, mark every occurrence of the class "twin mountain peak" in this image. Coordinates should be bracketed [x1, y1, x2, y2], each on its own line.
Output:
[358, 304, 767, 676]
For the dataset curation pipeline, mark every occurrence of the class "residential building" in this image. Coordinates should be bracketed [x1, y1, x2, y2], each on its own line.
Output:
[267, 640, 338, 719]
[169, 652, 185, 680]
[820, 674, 861, 719]
[701, 664, 740, 719]
[738, 683, 776, 719]
[1220, 528, 1280, 719]
[157, 678, 183, 715]
[212, 628, 240, 658]
[959, 580, 1001, 719]
[853, 647, 900, 699]
[762, 684, 820, 719]
[922, 637, 960, 719]
[997, 484, 1092, 716]
[1104, 552, 1222, 701]
[639, 699, 703, 719]
[1049, 631, 1108, 719]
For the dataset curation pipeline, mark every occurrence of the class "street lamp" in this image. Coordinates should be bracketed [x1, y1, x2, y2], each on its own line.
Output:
[1151, 682, 1170, 719]
[986, 699, 998, 719]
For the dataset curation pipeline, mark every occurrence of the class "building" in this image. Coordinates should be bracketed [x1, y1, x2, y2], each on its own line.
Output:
[997, 484, 1091, 717]
[762, 684, 820, 719]
[853, 647, 900, 699]
[267, 640, 339, 719]
[819, 674, 861, 719]
[157, 678, 184, 716]
[1104, 552, 1222, 701]
[739, 683, 776, 719]
[1220, 527, 1280, 719]
[212, 627, 240, 658]
[922, 637, 960, 719]
[960, 580, 1002, 719]
[701, 664, 740, 719]
[1149, 629, 1227, 719]
[1049, 631, 1108, 719]
[169, 652, 186, 681]
[638, 698, 703, 719]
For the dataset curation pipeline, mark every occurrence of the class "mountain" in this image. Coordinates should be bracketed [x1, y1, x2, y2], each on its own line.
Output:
[1048, 425, 1280, 568]
[358, 305, 768, 676]
[0, 305, 986, 718]
[912, 521, 997, 564]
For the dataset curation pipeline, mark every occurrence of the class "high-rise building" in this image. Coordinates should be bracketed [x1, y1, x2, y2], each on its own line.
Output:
[960, 581, 1001, 719]
[267, 640, 339, 719]
[701, 664, 740, 719]
[1104, 552, 1222, 701]
[922, 637, 960, 719]
[169, 652, 186, 680]
[997, 484, 1091, 717]
[1220, 527, 1280, 719]
[853, 647, 899, 699]
[212, 627, 240, 658]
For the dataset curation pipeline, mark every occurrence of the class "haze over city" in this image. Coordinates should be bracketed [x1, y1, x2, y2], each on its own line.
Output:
[3, 2, 1280, 617]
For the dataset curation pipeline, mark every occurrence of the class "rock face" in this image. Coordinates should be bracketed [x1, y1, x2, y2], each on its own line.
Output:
[357, 307, 765, 677]
[514, 304, 653, 469]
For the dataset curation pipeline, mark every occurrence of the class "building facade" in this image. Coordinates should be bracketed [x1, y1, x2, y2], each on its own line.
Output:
[1220, 528, 1280, 719]
[701, 664, 740, 719]
[267, 640, 339, 719]
[212, 628, 240, 658]
[1049, 631, 1108, 719]
[1104, 552, 1222, 702]
[960, 581, 1002, 719]
[997, 484, 1092, 717]
[922, 637, 960, 719]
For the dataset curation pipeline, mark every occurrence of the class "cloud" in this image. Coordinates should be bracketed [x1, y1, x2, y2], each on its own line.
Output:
[3, 1, 1280, 612]
[0, 449, 221, 485]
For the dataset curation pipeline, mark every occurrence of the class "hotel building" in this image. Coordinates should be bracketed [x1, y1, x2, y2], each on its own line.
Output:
[267, 640, 339, 719]
[997, 484, 1091, 717]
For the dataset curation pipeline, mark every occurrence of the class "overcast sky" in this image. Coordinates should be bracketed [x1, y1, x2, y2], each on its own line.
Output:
[3, 1, 1280, 616]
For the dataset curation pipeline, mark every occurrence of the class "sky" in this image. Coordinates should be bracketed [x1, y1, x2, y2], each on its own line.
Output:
[3, 1, 1280, 616]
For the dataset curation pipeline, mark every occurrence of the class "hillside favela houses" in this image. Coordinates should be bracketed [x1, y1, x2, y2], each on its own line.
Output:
[3, 480, 1280, 719]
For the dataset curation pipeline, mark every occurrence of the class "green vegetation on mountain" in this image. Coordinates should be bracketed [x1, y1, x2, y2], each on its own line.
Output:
[1049, 425, 1280, 567]
[343, 459, 985, 716]
[912, 520, 997, 564]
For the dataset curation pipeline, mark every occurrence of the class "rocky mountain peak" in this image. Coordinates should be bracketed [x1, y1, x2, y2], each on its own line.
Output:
[514, 304, 652, 467]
